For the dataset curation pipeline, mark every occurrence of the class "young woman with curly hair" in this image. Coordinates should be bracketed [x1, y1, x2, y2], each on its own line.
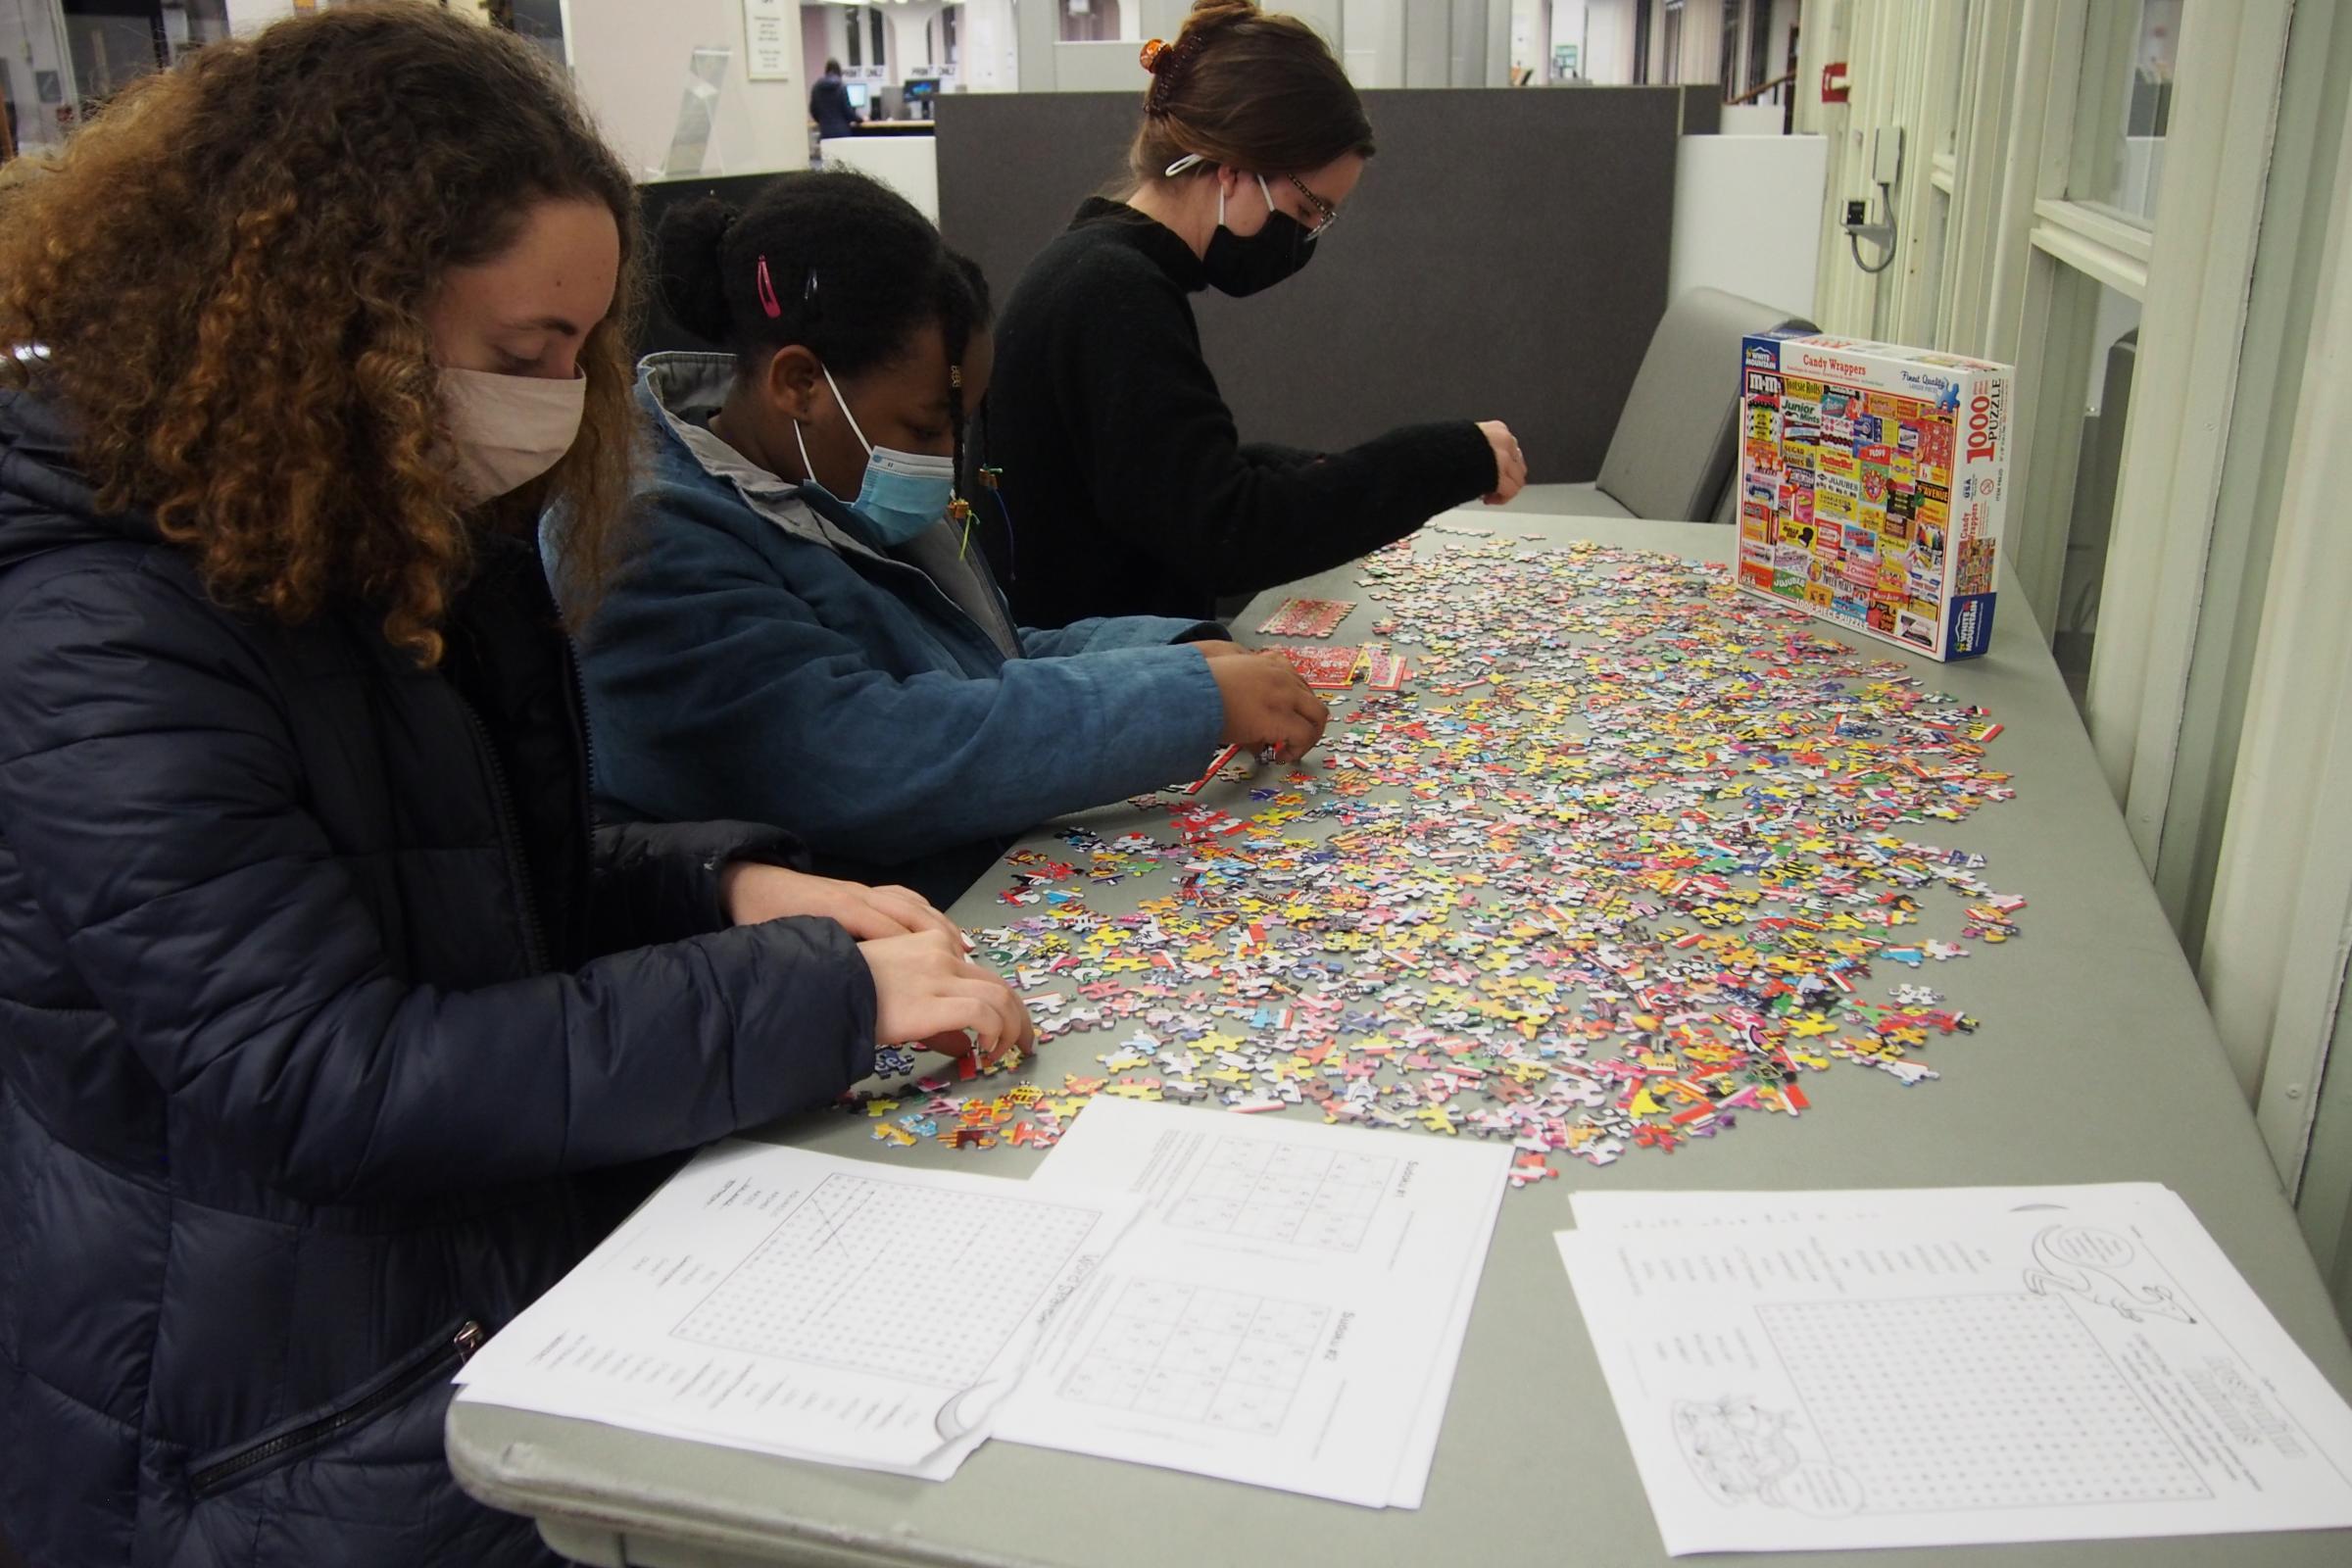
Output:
[0, 7, 1028, 1565]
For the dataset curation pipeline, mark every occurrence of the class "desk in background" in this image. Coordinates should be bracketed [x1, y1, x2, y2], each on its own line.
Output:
[449, 515, 2352, 1568]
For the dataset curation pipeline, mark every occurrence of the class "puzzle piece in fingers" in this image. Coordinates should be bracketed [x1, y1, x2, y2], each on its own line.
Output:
[1177, 744, 1246, 796]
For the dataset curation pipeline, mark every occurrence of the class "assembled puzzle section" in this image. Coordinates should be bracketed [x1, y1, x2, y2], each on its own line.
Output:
[1737, 332, 2014, 662]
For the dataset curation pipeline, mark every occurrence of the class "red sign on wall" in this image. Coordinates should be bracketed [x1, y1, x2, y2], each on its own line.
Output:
[1821, 61, 1851, 104]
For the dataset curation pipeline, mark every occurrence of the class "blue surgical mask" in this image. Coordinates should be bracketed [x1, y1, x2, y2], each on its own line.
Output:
[792, 361, 956, 545]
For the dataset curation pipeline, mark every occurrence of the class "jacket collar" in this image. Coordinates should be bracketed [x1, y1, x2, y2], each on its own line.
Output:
[638, 353, 848, 543]
[0, 382, 166, 571]
[636, 352, 1022, 659]
[1071, 198, 1206, 293]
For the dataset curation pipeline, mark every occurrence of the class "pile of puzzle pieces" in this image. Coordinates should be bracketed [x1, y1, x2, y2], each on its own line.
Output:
[844, 540, 2021, 1182]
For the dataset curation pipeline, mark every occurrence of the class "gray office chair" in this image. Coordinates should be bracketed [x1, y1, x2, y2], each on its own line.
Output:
[1544, 287, 1817, 523]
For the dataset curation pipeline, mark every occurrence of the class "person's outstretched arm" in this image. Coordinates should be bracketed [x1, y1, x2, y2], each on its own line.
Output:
[1049, 265, 1501, 595]
[578, 508, 1227, 865]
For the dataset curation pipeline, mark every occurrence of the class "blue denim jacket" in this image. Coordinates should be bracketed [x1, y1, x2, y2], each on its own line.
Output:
[559, 354, 1227, 901]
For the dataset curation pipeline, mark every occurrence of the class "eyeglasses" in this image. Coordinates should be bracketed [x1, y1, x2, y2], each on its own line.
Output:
[1164, 152, 1343, 238]
[1287, 174, 1341, 239]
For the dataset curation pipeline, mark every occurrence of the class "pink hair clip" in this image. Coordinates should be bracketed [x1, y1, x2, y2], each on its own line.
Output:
[756, 256, 782, 319]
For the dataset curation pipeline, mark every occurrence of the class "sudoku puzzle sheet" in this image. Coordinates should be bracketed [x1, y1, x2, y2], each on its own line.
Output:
[1162, 1137, 1395, 1251]
[1057, 1278, 1328, 1435]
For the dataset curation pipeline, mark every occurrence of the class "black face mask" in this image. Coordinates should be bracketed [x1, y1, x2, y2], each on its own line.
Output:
[1201, 175, 1317, 298]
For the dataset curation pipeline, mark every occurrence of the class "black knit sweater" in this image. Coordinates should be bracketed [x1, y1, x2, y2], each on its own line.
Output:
[975, 199, 1499, 627]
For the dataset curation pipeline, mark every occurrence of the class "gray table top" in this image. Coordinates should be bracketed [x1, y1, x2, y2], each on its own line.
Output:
[449, 515, 2352, 1567]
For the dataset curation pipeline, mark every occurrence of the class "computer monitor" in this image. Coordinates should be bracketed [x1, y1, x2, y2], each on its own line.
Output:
[902, 78, 939, 101]
[845, 83, 870, 110]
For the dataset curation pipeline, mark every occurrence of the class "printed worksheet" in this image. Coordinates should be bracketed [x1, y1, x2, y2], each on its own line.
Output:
[996, 1099, 1510, 1507]
[1570, 1182, 2180, 1233]
[454, 1141, 1136, 1480]
[1555, 1189, 2352, 1553]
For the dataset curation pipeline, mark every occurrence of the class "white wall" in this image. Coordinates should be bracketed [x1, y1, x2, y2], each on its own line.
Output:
[1014, 0, 1490, 92]
[1674, 0, 1721, 89]
[1342, 0, 1402, 86]
[883, 0, 956, 80]
[1547, 0, 1585, 78]
[1667, 132, 1828, 317]
[960, 0, 1019, 90]
[1769, 0, 1800, 86]
[569, 0, 806, 177]
[1400, 0, 1447, 84]
[801, 5, 831, 78]
[808, 2, 886, 83]
[1509, 0, 1542, 74]
[820, 130, 939, 220]
[1053, 37, 1149, 90]
[1576, 0, 1640, 86]
[221, 0, 297, 32]
[1720, 101, 1784, 133]
[1280, 0, 1345, 53]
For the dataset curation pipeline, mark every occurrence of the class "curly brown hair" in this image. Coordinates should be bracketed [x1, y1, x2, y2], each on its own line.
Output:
[0, 1, 642, 665]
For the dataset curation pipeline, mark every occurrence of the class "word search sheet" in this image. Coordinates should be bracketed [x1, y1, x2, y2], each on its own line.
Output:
[454, 1141, 1136, 1479]
[997, 1098, 1509, 1507]
[1556, 1186, 2352, 1553]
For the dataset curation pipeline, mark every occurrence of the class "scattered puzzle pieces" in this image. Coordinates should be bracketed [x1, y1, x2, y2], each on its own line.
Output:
[844, 542, 2022, 1179]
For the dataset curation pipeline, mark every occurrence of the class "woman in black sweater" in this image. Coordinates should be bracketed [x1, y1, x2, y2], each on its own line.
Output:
[977, 0, 1528, 628]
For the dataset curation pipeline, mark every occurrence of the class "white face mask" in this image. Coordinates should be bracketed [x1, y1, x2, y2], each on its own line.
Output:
[437, 366, 587, 504]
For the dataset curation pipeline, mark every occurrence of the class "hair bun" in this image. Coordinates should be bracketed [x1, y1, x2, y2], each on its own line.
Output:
[653, 195, 740, 346]
[1147, 2, 1255, 108]
[1183, 0, 1261, 34]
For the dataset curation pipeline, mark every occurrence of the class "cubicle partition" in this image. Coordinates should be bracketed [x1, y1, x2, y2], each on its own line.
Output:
[631, 90, 1692, 484]
[935, 89, 1687, 484]
[1679, 84, 1724, 134]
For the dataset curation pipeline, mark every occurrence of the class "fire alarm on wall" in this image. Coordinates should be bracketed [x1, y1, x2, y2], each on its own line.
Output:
[1821, 61, 1850, 104]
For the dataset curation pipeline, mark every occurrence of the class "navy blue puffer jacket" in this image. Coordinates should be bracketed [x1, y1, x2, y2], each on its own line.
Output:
[0, 387, 879, 1568]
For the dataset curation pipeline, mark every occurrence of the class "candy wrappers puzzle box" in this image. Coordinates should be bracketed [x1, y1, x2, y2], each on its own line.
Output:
[1736, 331, 2014, 661]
